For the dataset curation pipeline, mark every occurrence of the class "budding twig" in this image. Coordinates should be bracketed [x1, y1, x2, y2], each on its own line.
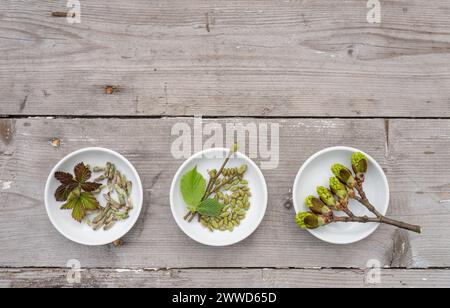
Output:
[184, 144, 238, 222]
[297, 152, 423, 235]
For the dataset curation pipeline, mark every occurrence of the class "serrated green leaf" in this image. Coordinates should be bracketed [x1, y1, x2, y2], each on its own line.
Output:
[60, 188, 81, 209]
[180, 166, 206, 209]
[197, 198, 225, 217]
[79, 192, 100, 210]
[72, 202, 86, 223]
[60, 199, 76, 210]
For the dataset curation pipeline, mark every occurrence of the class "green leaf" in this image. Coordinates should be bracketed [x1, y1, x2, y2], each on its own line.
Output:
[60, 198, 76, 210]
[197, 198, 225, 217]
[180, 166, 206, 209]
[60, 189, 98, 222]
[72, 202, 86, 223]
[74, 162, 91, 183]
[79, 192, 100, 210]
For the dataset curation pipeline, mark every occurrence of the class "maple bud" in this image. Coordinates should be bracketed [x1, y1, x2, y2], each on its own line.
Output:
[352, 152, 368, 182]
[329, 177, 348, 200]
[295, 212, 330, 229]
[317, 186, 340, 210]
[305, 195, 332, 216]
[331, 163, 356, 188]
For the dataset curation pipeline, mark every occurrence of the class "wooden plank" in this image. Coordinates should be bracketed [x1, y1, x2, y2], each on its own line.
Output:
[0, 118, 449, 269]
[1, 0, 450, 117]
[1, 267, 449, 288]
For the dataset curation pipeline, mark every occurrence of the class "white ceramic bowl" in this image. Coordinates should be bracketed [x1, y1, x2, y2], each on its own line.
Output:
[170, 148, 268, 246]
[45, 147, 143, 246]
[293, 146, 389, 244]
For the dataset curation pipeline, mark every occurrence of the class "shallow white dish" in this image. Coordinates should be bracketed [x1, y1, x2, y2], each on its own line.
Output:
[293, 146, 389, 244]
[45, 147, 143, 246]
[170, 148, 268, 246]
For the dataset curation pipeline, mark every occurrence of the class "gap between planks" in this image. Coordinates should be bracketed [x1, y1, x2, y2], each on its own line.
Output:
[3, 115, 450, 120]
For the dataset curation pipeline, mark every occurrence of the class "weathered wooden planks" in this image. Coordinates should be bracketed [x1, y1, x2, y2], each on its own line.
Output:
[1, 0, 450, 117]
[0, 118, 449, 269]
[1, 267, 449, 288]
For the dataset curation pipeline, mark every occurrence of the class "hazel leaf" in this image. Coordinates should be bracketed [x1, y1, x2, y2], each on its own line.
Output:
[197, 198, 225, 217]
[180, 166, 206, 208]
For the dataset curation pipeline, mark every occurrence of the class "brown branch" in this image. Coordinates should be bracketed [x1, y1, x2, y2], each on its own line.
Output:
[349, 178, 422, 234]
[343, 207, 355, 218]
[333, 215, 422, 234]
[354, 180, 384, 218]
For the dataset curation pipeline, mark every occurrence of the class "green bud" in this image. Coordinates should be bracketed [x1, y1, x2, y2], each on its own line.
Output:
[295, 212, 329, 229]
[329, 177, 348, 200]
[305, 195, 332, 216]
[352, 152, 368, 174]
[317, 186, 339, 209]
[208, 169, 217, 178]
[230, 143, 238, 153]
[331, 164, 356, 188]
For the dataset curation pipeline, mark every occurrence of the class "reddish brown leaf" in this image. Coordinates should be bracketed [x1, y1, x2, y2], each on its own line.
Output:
[74, 162, 91, 183]
[81, 182, 101, 192]
[54, 172, 74, 185]
[54, 182, 78, 201]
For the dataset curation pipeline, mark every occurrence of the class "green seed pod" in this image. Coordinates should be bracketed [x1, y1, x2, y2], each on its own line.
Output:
[94, 175, 106, 182]
[305, 195, 332, 216]
[317, 186, 339, 209]
[238, 165, 247, 175]
[295, 212, 329, 229]
[93, 166, 105, 173]
[331, 164, 356, 188]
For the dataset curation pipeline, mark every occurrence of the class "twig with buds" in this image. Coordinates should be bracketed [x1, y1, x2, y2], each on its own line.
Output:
[297, 152, 422, 234]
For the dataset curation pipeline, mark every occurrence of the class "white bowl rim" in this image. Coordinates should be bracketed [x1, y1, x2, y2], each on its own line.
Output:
[44, 147, 144, 246]
[292, 146, 389, 245]
[170, 147, 268, 246]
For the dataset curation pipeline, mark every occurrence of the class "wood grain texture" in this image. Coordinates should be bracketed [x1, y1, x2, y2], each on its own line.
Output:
[0, 118, 449, 269]
[1, 0, 450, 117]
[1, 267, 449, 288]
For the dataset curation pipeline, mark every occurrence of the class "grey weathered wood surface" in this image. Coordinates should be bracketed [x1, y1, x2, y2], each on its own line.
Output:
[1, 268, 448, 288]
[1, 0, 450, 288]
[0, 118, 449, 270]
[1, 0, 450, 117]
